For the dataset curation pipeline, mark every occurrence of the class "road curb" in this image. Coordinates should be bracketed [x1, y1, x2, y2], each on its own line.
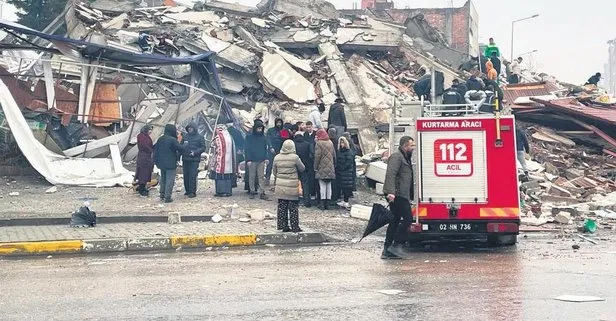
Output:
[0, 232, 329, 256]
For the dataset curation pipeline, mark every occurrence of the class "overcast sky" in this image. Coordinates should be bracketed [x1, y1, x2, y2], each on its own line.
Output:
[1, 0, 610, 83]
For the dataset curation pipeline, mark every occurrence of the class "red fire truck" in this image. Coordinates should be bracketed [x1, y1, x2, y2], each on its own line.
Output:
[407, 113, 521, 246]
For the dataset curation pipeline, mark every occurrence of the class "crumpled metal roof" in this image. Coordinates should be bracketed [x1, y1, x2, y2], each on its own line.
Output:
[503, 82, 560, 109]
[531, 97, 616, 126]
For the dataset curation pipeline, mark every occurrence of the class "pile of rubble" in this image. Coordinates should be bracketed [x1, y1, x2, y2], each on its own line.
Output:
[59, 0, 452, 155]
[519, 124, 616, 231]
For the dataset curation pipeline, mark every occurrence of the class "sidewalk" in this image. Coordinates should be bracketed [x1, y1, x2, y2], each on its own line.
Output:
[0, 220, 329, 256]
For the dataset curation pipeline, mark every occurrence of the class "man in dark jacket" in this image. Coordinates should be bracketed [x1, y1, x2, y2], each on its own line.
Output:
[265, 118, 284, 185]
[246, 119, 270, 200]
[154, 124, 185, 203]
[442, 82, 465, 115]
[516, 127, 530, 176]
[294, 132, 313, 207]
[413, 74, 431, 100]
[181, 123, 205, 198]
[304, 121, 318, 198]
[328, 98, 347, 138]
[585, 72, 601, 86]
[490, 52, 502, 79]
[466, 70, 484, 91]
[382, 136, 415, 259]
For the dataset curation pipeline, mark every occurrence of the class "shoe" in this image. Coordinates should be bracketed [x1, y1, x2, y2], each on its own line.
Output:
[164, 198, 173, 203]
[317, 201, 325, 210]
[381, 249, 401, 260]
[249, 193, 255, 199]
[260, 193, 270, 201]
[324, 200, 330, 210]
[221, 193, 232, 197]
[187, 194, 196, 198]
[214, 193, 222, 197]
[343, 202, 350, 209]
[282, 227, 292, 232]
[305, 202, 312, 208]
[184, 192, 189, 196]
[291, 228, 303, 233]
[336, 201, 345, 207]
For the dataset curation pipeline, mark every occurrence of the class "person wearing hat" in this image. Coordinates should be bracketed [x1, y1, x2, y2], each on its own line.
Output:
[328, 97, 347, 140]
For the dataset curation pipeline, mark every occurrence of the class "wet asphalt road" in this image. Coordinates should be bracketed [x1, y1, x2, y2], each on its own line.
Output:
[1, 236, 615, 321]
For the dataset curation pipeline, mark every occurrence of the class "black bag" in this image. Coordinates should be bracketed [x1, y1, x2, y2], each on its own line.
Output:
[70, 206, 97, 227]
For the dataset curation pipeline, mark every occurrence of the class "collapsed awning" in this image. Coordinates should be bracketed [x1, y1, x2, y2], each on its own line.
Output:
[0, 19, 214, 65]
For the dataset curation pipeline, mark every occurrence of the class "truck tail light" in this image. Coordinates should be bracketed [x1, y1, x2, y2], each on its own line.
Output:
[487, 223, 519, 233]
[409, 223, 422, 233]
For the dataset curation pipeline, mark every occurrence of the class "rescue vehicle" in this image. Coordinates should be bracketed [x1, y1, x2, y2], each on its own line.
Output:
[394, 89, 521, 246]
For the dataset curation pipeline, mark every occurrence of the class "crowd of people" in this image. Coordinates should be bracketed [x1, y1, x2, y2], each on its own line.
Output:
[133, 98, 358, 232]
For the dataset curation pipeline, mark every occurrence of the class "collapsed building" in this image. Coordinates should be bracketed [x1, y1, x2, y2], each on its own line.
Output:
[0, 0, 471, 185]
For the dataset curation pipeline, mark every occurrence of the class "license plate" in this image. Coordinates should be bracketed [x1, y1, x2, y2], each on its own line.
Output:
[436, 223, 474, 232]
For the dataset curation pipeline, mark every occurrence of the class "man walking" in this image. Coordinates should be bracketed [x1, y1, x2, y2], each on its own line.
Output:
[154, 124, 185, 203]
[181, 123, 205, 198]
[382, 136, 415, 259]
[246, 119, 270, 200]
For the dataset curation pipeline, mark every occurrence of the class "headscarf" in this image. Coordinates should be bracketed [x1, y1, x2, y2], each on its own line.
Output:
[316, 128, 329, 141]
[140, 124, 152, 134]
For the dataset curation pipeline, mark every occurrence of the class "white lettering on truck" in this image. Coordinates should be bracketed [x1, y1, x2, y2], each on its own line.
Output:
[422, 120, 482, 129]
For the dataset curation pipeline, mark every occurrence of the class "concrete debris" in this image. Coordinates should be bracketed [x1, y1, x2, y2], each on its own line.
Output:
[8, 192, 19, 196]
[554, 211, 571, 224]
[259, 52, 316, 103]
[293, 30, 319, 42]
[45, 186, 58, 194]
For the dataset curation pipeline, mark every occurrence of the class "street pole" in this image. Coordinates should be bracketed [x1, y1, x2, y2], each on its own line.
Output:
[510, 14, 539, 62]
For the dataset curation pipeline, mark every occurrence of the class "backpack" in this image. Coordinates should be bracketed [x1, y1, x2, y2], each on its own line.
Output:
[70, 206, 97, 227]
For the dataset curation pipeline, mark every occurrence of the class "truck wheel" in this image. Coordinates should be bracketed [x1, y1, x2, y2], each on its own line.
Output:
[487, 235, 517, 246]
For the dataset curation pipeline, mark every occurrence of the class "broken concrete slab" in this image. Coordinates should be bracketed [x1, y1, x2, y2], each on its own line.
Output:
[554, 211, 571, 224]
[201, 33, 231, 52]
[274, 49, 313, 73]
[164, 11, 221, 23]
[259, 52, 316, 103]
[293, 30, 319, 42]
[350, 204, 372, 221]
[365, 161, 387, 184]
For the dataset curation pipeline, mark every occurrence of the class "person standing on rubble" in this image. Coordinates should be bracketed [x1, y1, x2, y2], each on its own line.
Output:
[490, 52, 502, 80]
[294, 131, 313, 207]
[382, 136, 415, 259]
[309, 102, 325, 129]
[485, 60, 498, 81]
[509, 57, 523, 84]
[314, 128, 336, 210]
[273, 139, 306, 232]
[266, 118, 284, 186]
[181, 123, 205, 198]
[516, 127, 530, 176]
[154, 124, 185, 203]
[246, 119, 270, 200]
[585, 72, 602, 86]
[484, 37, 500, 59]
[135, 125, 154, 197]
[328, 97, 347, 139]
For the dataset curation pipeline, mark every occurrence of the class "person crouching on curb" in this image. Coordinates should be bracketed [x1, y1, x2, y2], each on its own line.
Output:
[382, 136, 415, 259]
[273, 140, 306, 232]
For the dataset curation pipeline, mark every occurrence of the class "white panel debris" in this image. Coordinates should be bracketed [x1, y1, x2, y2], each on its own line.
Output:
[259, 52, 316, 103]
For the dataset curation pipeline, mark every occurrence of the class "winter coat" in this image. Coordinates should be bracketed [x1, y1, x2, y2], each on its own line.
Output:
[273, 140, 305, 200]
[308, 106, 323, 129]
[327, 103, 347, 131]
[154, 124, 184, 170]
[486, 60, 497, 81]
[511, 60, 522, 76]
[294, 134, 312, 170]
[383, 148, 414, 201]
[490, 56, 502, 76]
[336, 141, 355, 189]
[516, 128, 530, 152]
[245, 119, 268, 163]
[181, 122, 206, 163]
[413, 74, 431, 97]
[314, 129, 336, 180]
[442, 88, 464, 105]
[484, 44, 500, 58]
[136, 131, 154, 184]
[266, 118, 284, 153]
[466, 76, 484, 91]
